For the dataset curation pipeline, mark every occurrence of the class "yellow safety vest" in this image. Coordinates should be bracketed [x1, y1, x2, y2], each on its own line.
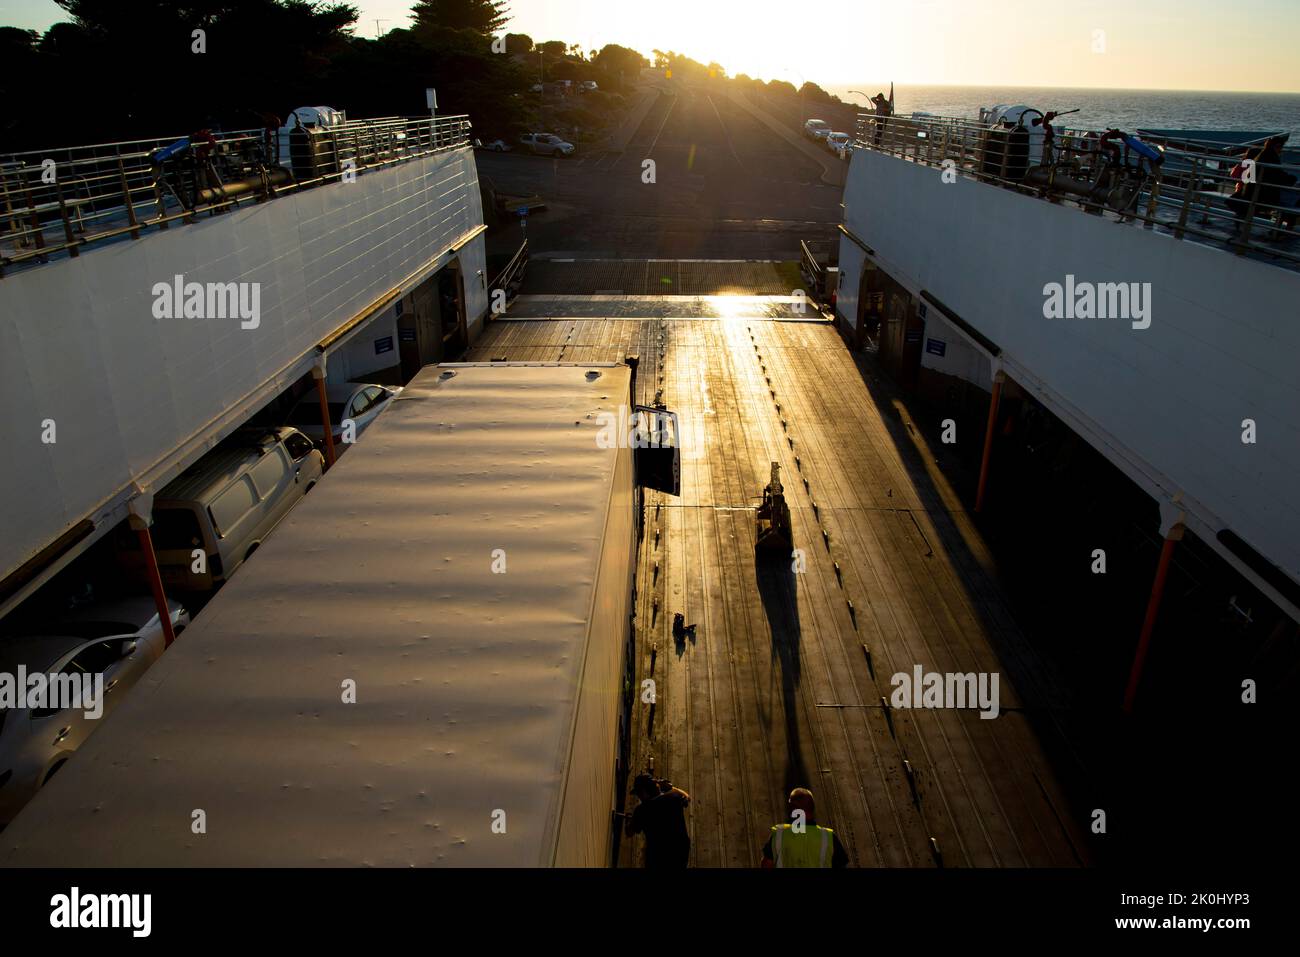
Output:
[770, 823, 834, 868]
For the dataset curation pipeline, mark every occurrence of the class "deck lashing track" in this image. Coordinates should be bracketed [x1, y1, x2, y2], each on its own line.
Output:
[467, 311, 1088, 868]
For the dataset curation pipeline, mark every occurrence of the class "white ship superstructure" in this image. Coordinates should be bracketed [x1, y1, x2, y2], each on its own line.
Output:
[0, 112, 490, 615]
[835, 108, 1300, 644]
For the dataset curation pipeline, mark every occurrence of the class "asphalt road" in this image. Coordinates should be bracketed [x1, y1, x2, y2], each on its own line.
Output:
[475, 80, 846, 260]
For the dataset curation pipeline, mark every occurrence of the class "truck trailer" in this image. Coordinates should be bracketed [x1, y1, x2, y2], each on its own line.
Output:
[1, 361, 678, 867]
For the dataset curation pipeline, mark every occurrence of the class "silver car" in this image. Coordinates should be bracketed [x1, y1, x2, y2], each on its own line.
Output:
[286, 382, 401, 455]
[826, 132, 852, 155]
[0, 596, 188, 825]
[519, 133, 575, 156]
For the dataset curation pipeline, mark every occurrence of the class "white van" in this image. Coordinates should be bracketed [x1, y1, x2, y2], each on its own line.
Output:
[117, 427, 324, 591]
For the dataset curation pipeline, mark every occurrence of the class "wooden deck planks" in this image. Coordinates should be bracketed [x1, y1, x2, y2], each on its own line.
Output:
[466, 305, 1086, 868]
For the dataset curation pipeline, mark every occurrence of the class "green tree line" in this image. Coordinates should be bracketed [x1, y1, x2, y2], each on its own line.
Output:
[0, 0, 650, 150]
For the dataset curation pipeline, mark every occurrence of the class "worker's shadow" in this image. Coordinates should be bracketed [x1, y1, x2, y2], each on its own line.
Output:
[756, 557, 808, 793]
[672, 613, 697, 658]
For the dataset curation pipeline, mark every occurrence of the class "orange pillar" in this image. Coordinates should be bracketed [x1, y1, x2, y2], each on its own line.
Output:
[974, 371, 1005, 513]
[128, 511, 178, 649]
[1123, 524, 1182, 713]
[315, 373, 337, 468]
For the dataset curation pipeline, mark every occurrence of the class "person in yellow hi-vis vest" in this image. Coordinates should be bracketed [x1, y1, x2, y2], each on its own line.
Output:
[761, 788, 849, 868]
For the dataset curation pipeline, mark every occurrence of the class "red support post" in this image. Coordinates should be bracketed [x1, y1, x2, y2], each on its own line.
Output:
[135, 525, 178, 648]
[1123, 531, 1180, 713]
[974, 372, 1005, 513]
[315, 374, 337, 468]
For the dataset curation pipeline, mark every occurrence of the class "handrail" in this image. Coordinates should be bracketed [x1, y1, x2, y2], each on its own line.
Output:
[800, 239, 823, 281]
[851, 112, 1300, 268]
[488, 238, 529, 307]
[0, 115, 473, 277]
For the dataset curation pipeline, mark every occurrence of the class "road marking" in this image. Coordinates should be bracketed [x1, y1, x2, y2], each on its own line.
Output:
[647, 94, 677, 156]
[706, 94, 745, 171]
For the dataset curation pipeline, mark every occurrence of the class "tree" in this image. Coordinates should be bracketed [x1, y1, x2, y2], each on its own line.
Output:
[592, 43, 647, 76]
[2, 1, 360, 147]
[504, 32, 531, 54]
[410, 0, 509, 36]
[654, 50, 712, 80]
[799, 81, 839, 104]
[538, 39, 566, 57]
[0, 26, 38, 55]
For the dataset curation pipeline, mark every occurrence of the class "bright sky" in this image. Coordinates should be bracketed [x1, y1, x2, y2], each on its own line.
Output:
[3, 0, 1298, 92]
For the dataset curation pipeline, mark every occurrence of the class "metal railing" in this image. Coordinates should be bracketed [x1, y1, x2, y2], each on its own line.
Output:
[0, 114, 472, 277]
[488, 238, 529, 307]
[800, 239, 823, 286]
[853, 113, 1300, 267]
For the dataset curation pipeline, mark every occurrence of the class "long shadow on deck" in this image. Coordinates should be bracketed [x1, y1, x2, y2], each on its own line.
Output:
[842, 345, 1096, 866]
[756, 557, 809, 795]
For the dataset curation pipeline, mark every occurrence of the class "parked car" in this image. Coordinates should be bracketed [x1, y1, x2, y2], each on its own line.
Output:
[804, 119, 832, 141]
[519, 132, 575, 156]
[286, 383, 401, 453]
[476, 138, 512, 152]
[0, 596, 188, 825]
[530, 83, 543, 93]
[826, 132, 852, 155]
[836, 140, 857, 160]
[578, 80, 598, 93]
[115, 426, 324, 592]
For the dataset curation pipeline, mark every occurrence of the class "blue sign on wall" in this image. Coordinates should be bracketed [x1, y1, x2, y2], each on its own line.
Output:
[905, 329, 923, 344]
[926, 338, 947, 357]
[399, 327, 417, 343]
[374, 336, 394, 355]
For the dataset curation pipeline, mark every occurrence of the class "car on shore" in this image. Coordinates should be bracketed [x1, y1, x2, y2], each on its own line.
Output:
[476, 138, 512, 152]
[519, 132, 575, 156]
[804, 118, 832, 141]
[826, 132, 852, 156]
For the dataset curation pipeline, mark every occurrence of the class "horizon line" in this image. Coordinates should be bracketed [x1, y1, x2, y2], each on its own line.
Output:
[814, 81, 1300, 97]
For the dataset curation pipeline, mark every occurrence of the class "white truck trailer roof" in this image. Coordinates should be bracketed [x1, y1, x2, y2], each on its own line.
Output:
[1, 362, 637, 867]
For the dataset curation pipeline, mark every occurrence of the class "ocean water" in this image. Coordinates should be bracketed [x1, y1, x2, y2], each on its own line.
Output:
[825, 85, 1300, 137]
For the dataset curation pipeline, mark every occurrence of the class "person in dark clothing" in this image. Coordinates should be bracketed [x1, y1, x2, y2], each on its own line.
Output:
[869, 92, 893, 146]
[627, 774, 691, 868]
[1227, 135, 1296, 228]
